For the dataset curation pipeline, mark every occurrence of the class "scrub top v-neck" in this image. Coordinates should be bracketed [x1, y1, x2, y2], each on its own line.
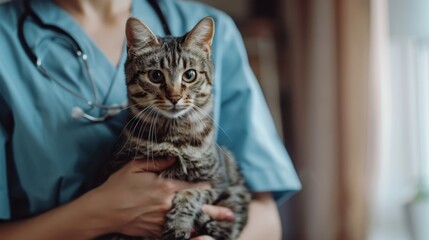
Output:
[0, 0, 301, 220]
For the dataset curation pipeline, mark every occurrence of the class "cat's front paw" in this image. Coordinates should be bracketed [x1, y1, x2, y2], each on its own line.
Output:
[162, 212, 194, 240]
[161, 189, 205, 240]
[161, 225, 192, 240]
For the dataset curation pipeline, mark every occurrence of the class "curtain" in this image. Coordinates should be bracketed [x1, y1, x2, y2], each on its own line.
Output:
[280, 0, 370, 239]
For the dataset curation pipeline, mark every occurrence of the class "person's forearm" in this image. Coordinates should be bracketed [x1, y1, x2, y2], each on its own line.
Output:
[237, 192, 282, 240]
[0, 191, 110, 240]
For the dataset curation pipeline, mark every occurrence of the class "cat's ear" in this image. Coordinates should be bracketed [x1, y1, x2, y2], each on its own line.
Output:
[126, 17, 159, 52]
[183, 17, 215, 54]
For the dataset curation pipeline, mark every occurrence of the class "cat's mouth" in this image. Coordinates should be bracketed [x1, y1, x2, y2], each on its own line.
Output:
[170, 106, 182, 112]
[156, 105, 190, 118]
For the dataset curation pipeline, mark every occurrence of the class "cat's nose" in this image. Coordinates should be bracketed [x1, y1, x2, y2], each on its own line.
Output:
[167, 95, 182, 105]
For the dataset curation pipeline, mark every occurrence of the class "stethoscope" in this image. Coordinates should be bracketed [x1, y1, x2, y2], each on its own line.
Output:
[17, 0, 172, 122]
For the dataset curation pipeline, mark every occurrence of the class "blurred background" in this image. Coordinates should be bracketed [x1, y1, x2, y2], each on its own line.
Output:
[198, 0, 429, 240]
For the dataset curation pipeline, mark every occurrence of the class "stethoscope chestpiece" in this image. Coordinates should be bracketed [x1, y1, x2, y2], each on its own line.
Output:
[71, 102, 128, 122]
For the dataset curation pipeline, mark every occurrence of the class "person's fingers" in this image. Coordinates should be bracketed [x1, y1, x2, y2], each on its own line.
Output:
[125, 157, 176, 173]
[190, 236, 215, 240]
[154, 179, 211, 193]
[168, 181, 211, 192]
[202, 204, 234, 221]
[140, 157, 176, 172]
[122, 159, 213, 191]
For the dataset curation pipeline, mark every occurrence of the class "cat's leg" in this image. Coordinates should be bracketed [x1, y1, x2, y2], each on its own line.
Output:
[162, 188, 223, 240]
[200, 185, 251, 240]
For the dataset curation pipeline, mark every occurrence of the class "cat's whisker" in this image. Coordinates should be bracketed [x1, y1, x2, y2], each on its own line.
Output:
[147, 107, 158, 164]
[125, 104, 153, 127]
[193, 105, 231, 141]
[131, 106, 158, 170]
[194, 114, 230, 158]
[120, 103, 139, 111]
[190, 109, 208, 141]
[190, 110, 202, 146]
[151, 110, 160, 166]
[133, 110, 147, 161]
[105, 102, 135, 117]
[188, 111, 196, 146]
[136, 106, 157, 161]
[147, 108, 157, 163]
[129, 105, 154, 162]
[123, 106, 153, 142]
[116, 108, 143, 147]
[190, 108, 228, 157]
[116, 105, 153, 155]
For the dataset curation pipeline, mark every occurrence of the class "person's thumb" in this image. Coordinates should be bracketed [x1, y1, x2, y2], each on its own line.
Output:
[191, 236, 215, 240]
[127, 157, 176, 173]
[202, 205, 235, 221]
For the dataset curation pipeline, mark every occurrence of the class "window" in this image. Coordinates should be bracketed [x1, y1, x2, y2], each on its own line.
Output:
[369, 1, 429, 239]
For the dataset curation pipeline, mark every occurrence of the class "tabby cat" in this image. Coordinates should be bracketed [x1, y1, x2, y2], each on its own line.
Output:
[100, 17, 251, 240]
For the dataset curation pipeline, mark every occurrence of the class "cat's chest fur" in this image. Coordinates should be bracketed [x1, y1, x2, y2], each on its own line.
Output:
[117, 114, 220, 183]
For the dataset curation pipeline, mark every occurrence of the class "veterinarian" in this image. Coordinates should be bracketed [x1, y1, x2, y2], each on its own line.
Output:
[0, 0, 301, 239]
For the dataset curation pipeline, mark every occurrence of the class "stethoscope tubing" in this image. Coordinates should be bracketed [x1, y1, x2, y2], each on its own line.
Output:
[17, 0, 172, 122]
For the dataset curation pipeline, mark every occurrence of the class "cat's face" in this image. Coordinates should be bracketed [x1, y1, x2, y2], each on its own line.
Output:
[124, 17, 215, 119]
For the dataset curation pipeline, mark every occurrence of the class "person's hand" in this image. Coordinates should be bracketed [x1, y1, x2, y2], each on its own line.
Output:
[191, 236, 215, 240]
[84, 158, 234, 238]
[87, 157, 197, 237]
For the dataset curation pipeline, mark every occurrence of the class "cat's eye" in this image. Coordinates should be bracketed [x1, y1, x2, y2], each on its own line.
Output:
[148, 70, 164, 84]
[182, 69, 197, 83]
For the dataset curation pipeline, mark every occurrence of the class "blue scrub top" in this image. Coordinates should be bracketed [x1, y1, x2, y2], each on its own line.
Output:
[0, 0, 301, 220]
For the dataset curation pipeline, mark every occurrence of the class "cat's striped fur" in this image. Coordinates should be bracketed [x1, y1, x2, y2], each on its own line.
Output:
[100, 17, 250, 240]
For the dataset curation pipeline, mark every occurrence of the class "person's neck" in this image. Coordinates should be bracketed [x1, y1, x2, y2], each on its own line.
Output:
[54, 0, 132, 20]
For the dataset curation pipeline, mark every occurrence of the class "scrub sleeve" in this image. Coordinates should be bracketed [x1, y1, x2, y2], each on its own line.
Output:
[213, 15, 301, 203]
[0, 112, 11, 219]
[0, 63, 11, 219]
